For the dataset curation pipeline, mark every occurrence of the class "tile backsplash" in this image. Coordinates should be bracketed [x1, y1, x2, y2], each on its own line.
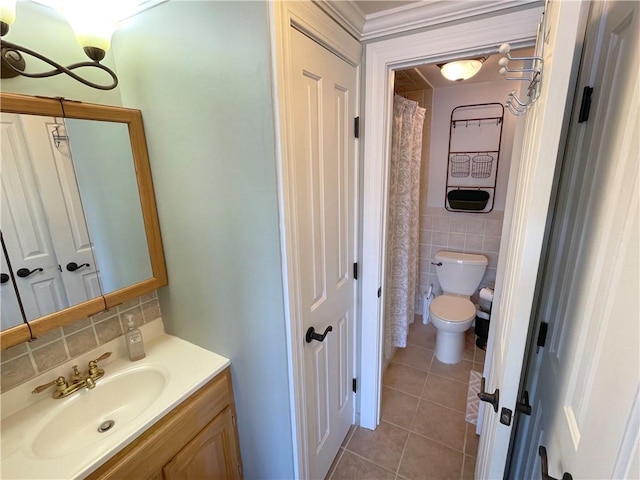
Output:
[416, 207, 503, 312]
[0, 292, 162, 393]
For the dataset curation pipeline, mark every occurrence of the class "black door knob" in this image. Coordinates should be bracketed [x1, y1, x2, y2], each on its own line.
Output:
[66, 262, 90, 272]
[539, 446, 573, 480]
[305, 326, 333, 343]
[478, 377, 500, 412]
[0, 273, 9, 284]
[16, 267, 43, 278]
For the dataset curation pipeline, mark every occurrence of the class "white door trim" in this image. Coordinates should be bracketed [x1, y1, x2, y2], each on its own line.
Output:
[359, 6, 542, 430]
[270, 3, 361, 478]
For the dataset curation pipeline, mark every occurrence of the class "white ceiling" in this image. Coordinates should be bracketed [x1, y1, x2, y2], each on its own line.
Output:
[353, 1, 421, 16]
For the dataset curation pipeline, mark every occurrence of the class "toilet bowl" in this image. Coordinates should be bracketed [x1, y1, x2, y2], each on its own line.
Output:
[429, 251, 488, 364]
[430, 295, 476, 363]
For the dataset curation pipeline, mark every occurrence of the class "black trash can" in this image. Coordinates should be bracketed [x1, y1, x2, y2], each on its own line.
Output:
[475, 310, 490, 350]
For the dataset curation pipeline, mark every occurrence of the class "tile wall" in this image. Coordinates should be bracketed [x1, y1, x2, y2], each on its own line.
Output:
[0, 292, 162, 393]
[417, 207, 503, 312]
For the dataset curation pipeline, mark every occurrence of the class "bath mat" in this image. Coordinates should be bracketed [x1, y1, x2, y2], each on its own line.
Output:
[466, 370, 482, 425]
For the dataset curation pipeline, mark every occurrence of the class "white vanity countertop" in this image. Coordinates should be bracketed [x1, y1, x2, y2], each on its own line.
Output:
[0, 319, 230, 479]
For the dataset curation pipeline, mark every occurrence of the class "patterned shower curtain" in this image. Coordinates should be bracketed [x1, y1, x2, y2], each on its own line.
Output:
[384, 95, 426, 352]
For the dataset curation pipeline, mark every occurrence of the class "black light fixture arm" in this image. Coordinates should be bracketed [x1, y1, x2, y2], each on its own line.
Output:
[0, 39, 118, 90]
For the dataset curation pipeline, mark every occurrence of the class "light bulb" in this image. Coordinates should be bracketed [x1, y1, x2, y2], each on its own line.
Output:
[0, 0, 17, 36]
[61, 0, 119, 61]
[440, 59, 484, 82]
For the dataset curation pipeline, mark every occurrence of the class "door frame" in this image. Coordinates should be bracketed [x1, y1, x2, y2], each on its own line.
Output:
[270, 3, 362, 478]
[359, 5, 543, 430]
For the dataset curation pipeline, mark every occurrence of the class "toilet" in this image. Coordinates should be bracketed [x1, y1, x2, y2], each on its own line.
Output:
[429, 250, 488, 364]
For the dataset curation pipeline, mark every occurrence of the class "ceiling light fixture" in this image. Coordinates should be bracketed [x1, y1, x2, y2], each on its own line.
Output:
[439, 57, 486, 82]
[0, 0, 118, 90]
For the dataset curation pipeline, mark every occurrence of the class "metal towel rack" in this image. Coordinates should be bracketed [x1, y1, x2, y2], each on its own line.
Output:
[499, 2, 548, 116]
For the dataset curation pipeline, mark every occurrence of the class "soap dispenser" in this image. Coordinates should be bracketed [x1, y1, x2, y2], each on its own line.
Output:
[124, 314, 145, 361]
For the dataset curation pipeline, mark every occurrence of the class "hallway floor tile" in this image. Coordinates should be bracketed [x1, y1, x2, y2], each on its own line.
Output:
[327, 320, 483, 480]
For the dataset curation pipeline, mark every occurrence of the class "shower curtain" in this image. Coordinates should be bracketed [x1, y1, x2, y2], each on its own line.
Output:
[384, 95, 426, 353]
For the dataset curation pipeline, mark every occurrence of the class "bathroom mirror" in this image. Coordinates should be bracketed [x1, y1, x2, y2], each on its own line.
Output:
[0, 93, 167, 350]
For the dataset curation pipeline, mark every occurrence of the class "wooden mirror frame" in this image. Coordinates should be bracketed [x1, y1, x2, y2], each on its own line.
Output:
[0, 93, 167, 350]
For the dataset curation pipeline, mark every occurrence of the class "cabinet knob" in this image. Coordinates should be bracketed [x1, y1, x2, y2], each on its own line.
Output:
[0, 273, 9, 284]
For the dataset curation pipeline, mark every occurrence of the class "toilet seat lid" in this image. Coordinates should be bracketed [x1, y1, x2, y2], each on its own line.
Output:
[430, 295, 476, 322]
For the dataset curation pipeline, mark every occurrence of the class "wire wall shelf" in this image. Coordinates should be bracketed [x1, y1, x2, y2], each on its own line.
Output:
[445, 103, 504, 213]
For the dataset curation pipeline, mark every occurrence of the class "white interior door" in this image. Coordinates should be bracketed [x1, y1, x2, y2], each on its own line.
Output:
[19, 115, 101, 305]
[0, 239, 23, 330]
[0, 114, 69, 321]
[476, 1, 591, 477]
[289, 27, 358, 480]
[511, 1, 639, 478]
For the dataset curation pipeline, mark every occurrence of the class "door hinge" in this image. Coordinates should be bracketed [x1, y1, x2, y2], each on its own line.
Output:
[354, 116, 360, 138]
[377, 287, 381, 298]
[536, 321, 548, 353]
[231, 414, 236, 426]
[578, 86, 593, 123]
[353, 262, 358, 280]
[352, 378, 357, 393]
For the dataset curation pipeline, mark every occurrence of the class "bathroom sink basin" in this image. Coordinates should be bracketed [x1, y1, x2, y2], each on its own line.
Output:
[1, 329, 231, 480]
[30, 366, 167, 459]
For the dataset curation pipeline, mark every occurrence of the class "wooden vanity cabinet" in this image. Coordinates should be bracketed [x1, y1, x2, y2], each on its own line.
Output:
[87, 367, 242, 480]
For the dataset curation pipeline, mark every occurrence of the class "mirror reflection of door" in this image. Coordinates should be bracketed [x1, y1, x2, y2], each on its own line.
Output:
[0, 233, 24, 330]
[0, 112, 101, 322]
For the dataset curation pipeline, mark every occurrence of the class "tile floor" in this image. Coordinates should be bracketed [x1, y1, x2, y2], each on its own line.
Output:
[327, 317, 485, 480]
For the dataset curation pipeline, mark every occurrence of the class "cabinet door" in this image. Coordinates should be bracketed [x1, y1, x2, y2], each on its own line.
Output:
[163, 407, 241, 480]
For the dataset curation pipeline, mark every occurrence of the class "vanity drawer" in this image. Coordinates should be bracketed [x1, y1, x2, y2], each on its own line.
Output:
[87, 367, 242, 480]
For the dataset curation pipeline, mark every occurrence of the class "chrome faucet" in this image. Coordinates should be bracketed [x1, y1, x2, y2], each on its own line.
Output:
[32, 352, 111, 399]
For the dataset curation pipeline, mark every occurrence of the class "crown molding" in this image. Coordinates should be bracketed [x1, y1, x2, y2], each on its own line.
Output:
[362, 0, 543, 40]
[317, 0, 543, 41]
[312, 0, 366, 39]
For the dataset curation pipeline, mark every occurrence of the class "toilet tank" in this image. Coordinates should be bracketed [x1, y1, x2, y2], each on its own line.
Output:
[434, 251, 488, 295]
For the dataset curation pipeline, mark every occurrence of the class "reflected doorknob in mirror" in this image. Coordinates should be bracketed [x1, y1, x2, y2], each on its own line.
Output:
[1, 273, 9, 284]
[16, 268, 43, 278]
[66, 262, 90, 272]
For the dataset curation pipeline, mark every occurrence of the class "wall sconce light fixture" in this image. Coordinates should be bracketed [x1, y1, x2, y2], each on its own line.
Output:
[0, 0, 118, 90]
[439, 57, 486, 82]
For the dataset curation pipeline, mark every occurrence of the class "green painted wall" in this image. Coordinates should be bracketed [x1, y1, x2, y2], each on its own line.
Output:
[113, 3, 293, 478]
